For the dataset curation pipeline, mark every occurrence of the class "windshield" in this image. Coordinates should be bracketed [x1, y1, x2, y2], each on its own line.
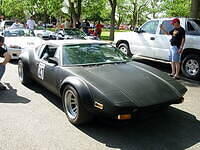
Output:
[62, 44, 129, 65]
[192, 19, 200, 28]
[4, 29, 35, 37]
[5, 21, 14, 26]
[64, 29, 86, 37]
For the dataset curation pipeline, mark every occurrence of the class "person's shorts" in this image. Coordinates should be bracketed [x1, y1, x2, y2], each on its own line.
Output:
[169, 46, 181, 62]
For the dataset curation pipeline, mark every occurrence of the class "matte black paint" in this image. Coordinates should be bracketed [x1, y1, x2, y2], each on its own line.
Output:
[19, 43, 187, 117]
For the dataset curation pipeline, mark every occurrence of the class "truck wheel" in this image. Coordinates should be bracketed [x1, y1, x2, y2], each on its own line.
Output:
[62, 85, 92, 125]
[181, 54, 200, 80]
[118, 43, 133, 57]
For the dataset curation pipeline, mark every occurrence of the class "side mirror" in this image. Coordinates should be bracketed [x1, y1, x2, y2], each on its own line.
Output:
[134, 27, 139, 32]
[48, 57, 58, 65]
[134, 28, 145, 33]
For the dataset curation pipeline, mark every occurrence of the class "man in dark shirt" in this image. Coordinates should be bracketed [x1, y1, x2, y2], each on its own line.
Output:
[0, 36, 11, 90]
[160, 18, 185, 79]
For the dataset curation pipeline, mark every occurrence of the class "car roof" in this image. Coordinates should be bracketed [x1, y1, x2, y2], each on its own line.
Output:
[45, 40, 110, 46]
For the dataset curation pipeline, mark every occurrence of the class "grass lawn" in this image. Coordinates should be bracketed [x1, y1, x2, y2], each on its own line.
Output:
[101, 29, 129, 41]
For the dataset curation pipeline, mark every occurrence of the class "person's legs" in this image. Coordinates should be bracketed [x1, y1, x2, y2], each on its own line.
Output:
[0, 65, 6, 90]
[175, 62, 181, 77]
[171, 62, 176, 75]
[169, 46, 175, 75]
[0, 65, 5, 80]
[171, 46, 181, 78]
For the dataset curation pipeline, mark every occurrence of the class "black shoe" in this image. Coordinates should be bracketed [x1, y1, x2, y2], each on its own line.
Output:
[168, 73, 174, 77]
[173, 76, 180, 80]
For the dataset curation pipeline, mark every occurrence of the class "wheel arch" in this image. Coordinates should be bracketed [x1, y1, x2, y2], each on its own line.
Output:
[116, 40, 130, 48]
[181, 48, 200, 61]
[60, 76, 93, 109]
[18, 51, 31, 74]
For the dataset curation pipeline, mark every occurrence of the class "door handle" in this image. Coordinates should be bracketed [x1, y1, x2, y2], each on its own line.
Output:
[150, 37, 155, 40]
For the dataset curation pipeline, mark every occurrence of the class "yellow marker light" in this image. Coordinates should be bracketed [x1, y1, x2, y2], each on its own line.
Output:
[94, 101, 104, 110]
[117, 114, 132, 120]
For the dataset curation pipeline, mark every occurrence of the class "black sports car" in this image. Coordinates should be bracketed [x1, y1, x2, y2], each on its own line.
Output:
[18, 40, 187, 125]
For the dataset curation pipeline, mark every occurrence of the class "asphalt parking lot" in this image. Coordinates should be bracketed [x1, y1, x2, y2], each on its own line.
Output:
[0, 59, 200, 150]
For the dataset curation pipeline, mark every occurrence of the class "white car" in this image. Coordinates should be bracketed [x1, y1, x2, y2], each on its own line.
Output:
[0, 20, 14, 30]
[3, 28, 44, 59]
[114, 18, 200, 80]
[34, 26, 56, 40]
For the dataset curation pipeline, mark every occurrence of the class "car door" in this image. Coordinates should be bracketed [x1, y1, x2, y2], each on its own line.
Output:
[154, 20, 174, 60]
[36, 44, 60, 94]
[133, 20, 159, 58]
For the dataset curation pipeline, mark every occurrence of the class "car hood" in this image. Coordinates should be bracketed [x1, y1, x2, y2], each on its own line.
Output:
[34, 30, 53, 35]
[5, 37, 44, 49]
[67, 61, 187, 107]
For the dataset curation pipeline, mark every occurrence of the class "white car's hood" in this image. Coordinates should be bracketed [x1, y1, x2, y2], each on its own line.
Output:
[5, 37, 44, 48]
[34, 30, 54, 36]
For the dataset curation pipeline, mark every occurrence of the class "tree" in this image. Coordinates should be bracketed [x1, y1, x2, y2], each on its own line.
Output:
[161, 0, 191, 17]
[1, 0, 26, 20]
[62, 0, 82, 27]
[108, 0, 117, 41]
[191, 0, 200, 18]
[82, 0, 109, 22]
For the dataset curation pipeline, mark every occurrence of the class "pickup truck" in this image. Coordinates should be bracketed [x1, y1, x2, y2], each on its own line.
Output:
[114, 18, 200, 80]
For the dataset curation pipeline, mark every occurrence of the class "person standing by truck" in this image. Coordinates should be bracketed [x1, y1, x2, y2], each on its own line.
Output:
[160, 18, 185, 79]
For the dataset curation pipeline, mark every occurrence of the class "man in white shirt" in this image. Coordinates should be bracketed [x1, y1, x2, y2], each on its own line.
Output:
[10, 19, 23, 29]
[26, 16, 36, 30]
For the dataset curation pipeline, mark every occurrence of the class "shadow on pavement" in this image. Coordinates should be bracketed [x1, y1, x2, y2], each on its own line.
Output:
[24, 82, 63, 111]
[78, 107, 200, 150]
[9, 59, 19, 65]
[0, 83, 31, 104]
[133, 58, 200, 87]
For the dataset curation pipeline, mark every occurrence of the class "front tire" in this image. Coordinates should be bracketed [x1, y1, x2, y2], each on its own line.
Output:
[181, 54, 200, 80]
[18, 60, 31, 84]
[118, 43, 133, 57]
[62, 85, 91, 125]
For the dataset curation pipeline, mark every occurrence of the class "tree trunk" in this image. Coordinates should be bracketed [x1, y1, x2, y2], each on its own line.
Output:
[109, 0, 117, 41]
[69, 0, 82, 28]
[191, 0, 200, 18]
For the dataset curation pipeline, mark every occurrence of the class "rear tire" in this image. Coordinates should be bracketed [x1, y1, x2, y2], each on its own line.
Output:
[18, 60, 31, 85]
[62, 85, 92, 125]
[118, 43, 133, 57]
[181, 54, 200, 80]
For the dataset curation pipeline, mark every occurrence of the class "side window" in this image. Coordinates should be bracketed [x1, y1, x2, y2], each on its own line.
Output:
[187, 21, 195, 31]
[160, 20, 174, 34]
[37, 44, 46, 57]
[140, 20, 159, 34]
[186, 20, 200, 35]
[40, 45, 58, 60]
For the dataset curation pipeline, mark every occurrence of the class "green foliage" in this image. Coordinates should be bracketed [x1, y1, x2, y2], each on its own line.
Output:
[1, 0, 26, 20]
[82, 0, 110, 21]
[0, 0, 193, 27]
[161, 0, 191, 17]
[1, 0, 63, 21]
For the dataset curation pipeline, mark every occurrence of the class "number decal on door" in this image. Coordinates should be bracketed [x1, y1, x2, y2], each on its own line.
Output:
[37, 63, 45, 80]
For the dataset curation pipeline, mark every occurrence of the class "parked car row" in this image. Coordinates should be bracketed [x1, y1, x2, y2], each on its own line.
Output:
[0, 26, 100, 60]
